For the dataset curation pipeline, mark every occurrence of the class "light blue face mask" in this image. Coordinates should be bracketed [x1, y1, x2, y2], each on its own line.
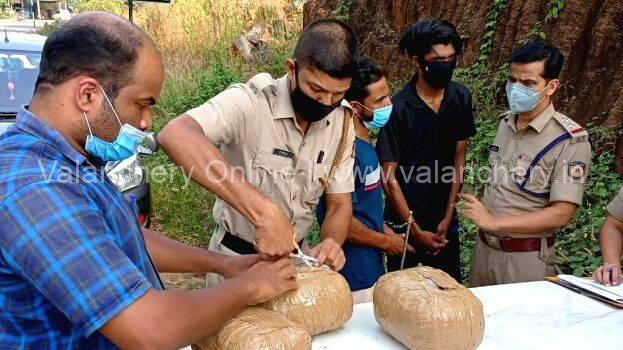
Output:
[84, 86, 146, 163]
[357, 103, 393, 129]
[506, 82, 547, 113]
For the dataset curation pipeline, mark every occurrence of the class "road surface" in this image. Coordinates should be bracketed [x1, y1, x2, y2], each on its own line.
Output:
[0, 18, 53, 33]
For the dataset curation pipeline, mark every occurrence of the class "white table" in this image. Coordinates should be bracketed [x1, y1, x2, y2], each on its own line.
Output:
[313, 281, 623, 349]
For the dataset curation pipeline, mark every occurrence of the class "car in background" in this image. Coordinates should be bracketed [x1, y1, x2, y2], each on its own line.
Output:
[0, 31, 152, 227]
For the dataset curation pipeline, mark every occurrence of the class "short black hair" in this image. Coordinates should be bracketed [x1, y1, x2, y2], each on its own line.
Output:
[35, 12, 150, 98]
[293, 19, 359, 79]
[508, 40, 564, 79]
[398, 18, 463, 58]
[345, 58, 384, 102]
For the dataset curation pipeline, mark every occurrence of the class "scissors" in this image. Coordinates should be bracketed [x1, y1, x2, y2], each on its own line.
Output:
[289, 229, 318, 267]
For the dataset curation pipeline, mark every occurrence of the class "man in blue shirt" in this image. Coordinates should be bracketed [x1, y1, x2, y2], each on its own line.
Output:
[0, 12, 297, 349]
[376, 19, 476, 282]
[318, 58, 411, 302]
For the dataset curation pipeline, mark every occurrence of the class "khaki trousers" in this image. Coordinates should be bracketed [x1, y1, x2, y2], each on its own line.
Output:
[469, 235, 555, 287]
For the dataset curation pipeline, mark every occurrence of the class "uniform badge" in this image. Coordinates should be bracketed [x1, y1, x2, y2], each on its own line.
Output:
[272, 148, 294, 159]
[488, 144, 500, 152]
[568, 161, 586, 180]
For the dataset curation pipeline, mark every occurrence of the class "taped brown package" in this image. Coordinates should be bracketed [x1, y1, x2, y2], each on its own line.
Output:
[192, 307, 311, 350]
[373, 266, 485, 350]
[261, 266, 353, 335]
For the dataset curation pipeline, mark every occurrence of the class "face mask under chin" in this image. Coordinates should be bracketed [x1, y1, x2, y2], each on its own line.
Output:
[83, 85, 146, 163]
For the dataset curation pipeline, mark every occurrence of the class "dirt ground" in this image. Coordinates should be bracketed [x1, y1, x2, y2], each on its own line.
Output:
[161, 273, 206, 291]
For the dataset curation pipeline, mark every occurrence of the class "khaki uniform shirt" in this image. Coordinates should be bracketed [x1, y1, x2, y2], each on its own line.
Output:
[185, 73, 355, 244]
[483, 103, 592, 238]
[606, 186, 623, 222]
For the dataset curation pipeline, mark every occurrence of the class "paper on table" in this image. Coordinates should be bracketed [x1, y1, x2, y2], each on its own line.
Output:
[558, 274, 623, 302]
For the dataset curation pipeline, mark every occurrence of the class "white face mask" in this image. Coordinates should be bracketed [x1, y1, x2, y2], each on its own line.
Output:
[506, 82, 547, 113]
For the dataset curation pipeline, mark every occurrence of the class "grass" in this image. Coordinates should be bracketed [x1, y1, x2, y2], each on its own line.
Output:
[55, 0, 301, 248]
[57, 3, 621, 279]
[145, 55, 299, 247]
[144, 24, 620, 280]
[144, 62, 245, 247]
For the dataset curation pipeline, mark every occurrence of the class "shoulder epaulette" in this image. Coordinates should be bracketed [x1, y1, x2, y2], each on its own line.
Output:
[552, 113, 589, 143]
[246, 73, 277, 96]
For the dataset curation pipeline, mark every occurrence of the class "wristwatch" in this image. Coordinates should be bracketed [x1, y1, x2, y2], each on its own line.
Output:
[145, 132, 160, 153]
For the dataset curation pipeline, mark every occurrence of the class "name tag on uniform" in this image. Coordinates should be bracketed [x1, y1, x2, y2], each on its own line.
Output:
[489, 144, 500, 152]
[272, 148, 294, 159]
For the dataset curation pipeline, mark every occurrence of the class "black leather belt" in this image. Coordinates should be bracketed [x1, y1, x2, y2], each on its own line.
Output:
[221, 231, 304, 255]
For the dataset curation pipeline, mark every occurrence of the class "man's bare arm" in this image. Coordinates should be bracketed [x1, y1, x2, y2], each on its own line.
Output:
[309, 192, 351, 270]
[439, 140, 467, 233]
[157, 115, 294, 257]
[142, 228, 260, 278]
[380, 161, 411, 224]
[320, 192, 352, 245]
[594, 215, 623, 285]
[461, 194, 577, 234]
[599, 215, 623, 266]
[99, 258, 297, 350]
[348, 218, 386, 249]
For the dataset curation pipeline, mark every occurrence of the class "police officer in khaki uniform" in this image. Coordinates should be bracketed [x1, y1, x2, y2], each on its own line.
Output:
[593, 186, 623, 286]
[460, 40, 592, 287]
[158, 19, 358, 286]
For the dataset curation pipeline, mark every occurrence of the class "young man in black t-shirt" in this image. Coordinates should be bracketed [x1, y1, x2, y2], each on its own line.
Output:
[376, 19, 476, 281]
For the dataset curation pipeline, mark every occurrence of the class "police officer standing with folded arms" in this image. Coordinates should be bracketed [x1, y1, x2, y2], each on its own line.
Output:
[461, 40, 592, 287]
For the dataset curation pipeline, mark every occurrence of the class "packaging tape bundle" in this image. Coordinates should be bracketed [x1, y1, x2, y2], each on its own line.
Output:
[261, 265, 353, 335]
[192, 307, 311, 350]
[373, 266, 485, 350]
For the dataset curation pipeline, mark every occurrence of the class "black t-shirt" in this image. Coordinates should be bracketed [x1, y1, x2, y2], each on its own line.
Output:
[376, 76, 476, 230]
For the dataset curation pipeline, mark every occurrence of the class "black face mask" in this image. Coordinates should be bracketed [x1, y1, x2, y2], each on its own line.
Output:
[290, 63, 342, 123]
[419, 58, 456, 89]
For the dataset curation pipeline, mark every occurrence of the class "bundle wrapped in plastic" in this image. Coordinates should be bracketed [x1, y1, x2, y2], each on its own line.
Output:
[373, 267, 485, 350]
[192, 307, 311, 350]
[261, 266, 353, 335]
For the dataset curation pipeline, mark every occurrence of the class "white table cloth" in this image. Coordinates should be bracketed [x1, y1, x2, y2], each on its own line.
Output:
[313, 281, 623, 349]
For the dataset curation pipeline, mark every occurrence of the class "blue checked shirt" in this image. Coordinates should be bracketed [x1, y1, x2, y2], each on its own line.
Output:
[0, 107, 162, 349]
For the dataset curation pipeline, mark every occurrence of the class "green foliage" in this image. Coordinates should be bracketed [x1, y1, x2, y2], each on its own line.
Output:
[452, 66, 509, 279]
[527, 0, 565, 40]
[475, 0, 508, 71]
[145, 28, 296, 246]
[68, 0, 125, 14]
[453, 0, 619, 282]
[139, 0, 617, 281]
[252, 40, 294, 78]
[36, 20, 64, 36]
[0, 7, 13, 19]
[556, 125, 621, 276]
[152, 61, 243, 131]
[331, 0, 353, 21]
[545, 0, 565, 22]
[451, 61, 621, 280]
[145, 61, 243, 246]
